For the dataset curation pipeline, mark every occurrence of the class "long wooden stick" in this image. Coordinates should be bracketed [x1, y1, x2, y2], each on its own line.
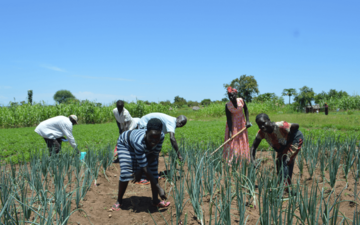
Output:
[210, 127, 247, 156]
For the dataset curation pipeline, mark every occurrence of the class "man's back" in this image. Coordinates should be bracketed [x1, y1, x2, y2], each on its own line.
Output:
[35, 116, 72, 139]
[138, 113, 176, 134]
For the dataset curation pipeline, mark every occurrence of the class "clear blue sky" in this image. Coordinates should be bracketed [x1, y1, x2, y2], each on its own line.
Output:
[0, 0, 359, 105]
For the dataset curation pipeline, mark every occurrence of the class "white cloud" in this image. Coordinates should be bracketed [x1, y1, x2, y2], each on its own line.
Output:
[75, 91, 138, 104]
[41, 65, 66, 72]
[72, 75, 134, 82]
[0, 86, 11, 89]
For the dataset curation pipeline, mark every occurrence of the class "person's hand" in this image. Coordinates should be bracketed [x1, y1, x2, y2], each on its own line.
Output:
[157, 185, 167, 200]
[177, 153, 183, 162]
[228, 131, 232, 139]
[246, 121, 252, 129]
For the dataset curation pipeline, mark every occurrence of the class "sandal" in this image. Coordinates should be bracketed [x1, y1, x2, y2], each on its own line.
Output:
[136, 179, 150, 185]
[153, 201, 170, 208]
[112, 203, 121, 211]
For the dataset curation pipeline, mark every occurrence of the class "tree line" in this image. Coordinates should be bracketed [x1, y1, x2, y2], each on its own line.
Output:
[4, 76, 354, 111]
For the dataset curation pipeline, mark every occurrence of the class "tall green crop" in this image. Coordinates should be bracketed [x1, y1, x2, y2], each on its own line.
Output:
[0, 100, 176, 128]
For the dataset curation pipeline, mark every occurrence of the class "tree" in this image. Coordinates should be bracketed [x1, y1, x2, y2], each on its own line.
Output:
[293, 86, 315, 108]
[187, 100, 199, 107]
[328, 89, 349, 99]
[223, 75, 259, 102]
[253, 93, 276, 103]
[53, 90, 76, 104]
[201, 99, 211, 106]
[27, 90, 33, 105]
[314, 89, 349, 104]
[221, 98, 228, 102]
[314, 91, 327, 104]
[160, 100, 171, 106]
[281, 88, 297, 104]
[174, 96, 187, 107]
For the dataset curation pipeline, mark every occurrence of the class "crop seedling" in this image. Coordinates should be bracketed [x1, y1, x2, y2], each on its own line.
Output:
[328, 141, 342, 189]
[342, 137, 357, 188]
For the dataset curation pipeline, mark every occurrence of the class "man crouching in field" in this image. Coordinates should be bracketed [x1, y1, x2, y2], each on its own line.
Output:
[250, 113, 304, 188]
[35, 115, 79, 155]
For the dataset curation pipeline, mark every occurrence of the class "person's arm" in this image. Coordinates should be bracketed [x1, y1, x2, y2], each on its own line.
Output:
[250, 136, 262, 165]
[134, 166, 166, 200]
[61, 121, 78, 152]
[242, 100, 251, 128]
[122, 111, 132, 132]
[169, 132, 183, 161]
[123, 121, 132, 132]
[278, 123, 300, 153]
[225, 105, 233, 138]
[133, 136, 166, 199]
[116, 121, 122, 135]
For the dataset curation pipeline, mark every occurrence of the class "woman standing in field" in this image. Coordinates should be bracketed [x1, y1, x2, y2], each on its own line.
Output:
[112, 118, 170, 210]
[324, 103, 329, 115]
[223, 86, 251, 164]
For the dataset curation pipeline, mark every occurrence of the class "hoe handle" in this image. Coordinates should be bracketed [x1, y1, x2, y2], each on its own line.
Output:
[210, 127, 247, 156]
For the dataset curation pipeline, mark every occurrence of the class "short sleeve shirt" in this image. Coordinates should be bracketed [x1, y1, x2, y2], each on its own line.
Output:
[256, 121, 292, 151]
[113, 108, 132, 130]
[138, 113, 177, 134]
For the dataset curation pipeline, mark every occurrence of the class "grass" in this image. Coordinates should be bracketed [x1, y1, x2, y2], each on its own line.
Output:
[0, 111, 359, 162]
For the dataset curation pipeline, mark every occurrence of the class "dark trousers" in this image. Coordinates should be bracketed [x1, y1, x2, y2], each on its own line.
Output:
[276, 130, 304, 184]
[44, 138, 63, 155]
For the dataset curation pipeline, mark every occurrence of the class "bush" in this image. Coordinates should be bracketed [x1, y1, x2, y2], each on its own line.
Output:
[201, 99, 211, 106]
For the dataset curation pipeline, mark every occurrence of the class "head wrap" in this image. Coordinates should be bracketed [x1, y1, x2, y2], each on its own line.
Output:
[255, 113, 270, 123]
[227, 86, 238, 94]
[147, 118, 163, 131]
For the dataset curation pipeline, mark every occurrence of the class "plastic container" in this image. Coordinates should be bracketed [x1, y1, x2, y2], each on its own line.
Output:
[80, 152, 87, 161]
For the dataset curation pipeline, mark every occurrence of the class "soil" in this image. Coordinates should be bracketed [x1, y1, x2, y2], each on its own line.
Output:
[66, 151, 360, 225]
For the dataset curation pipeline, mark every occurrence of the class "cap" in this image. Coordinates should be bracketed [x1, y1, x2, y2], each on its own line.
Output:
[70, 115, 78, 124]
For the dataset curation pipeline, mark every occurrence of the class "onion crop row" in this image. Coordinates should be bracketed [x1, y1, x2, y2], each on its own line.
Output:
[155, 134, 359, 224]
[0, 147, 113, 225]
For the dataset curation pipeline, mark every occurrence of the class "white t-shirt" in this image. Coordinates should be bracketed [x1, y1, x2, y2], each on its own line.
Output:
[130, 118, 140, 130]
[113, 108, 138, 131]
[138, 113, 177, 134]
[35, 116, 77, 148]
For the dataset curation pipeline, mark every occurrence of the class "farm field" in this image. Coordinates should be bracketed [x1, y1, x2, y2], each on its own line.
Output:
[1, 135, 360, 225]
[0, 112, 359, 163]
[1, 111, 360, 224]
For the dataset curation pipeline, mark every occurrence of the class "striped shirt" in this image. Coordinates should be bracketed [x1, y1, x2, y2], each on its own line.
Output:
[119, 129, 164, 168]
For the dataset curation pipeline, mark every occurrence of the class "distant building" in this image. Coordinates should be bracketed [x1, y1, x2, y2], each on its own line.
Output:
[305, 104, 321, 113]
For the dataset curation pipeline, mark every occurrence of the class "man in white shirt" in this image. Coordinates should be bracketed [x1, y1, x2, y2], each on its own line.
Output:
[35, 115, 79, 155]
[113, 100, 140, 135]
[138, 113, 187, 161]
[113, 100, 140, 163]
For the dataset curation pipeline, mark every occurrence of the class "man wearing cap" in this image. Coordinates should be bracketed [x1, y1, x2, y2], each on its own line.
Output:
[35, 115, 79, 155]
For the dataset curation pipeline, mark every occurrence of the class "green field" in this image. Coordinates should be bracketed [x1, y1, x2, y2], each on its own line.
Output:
[1, 111, 359, 163]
